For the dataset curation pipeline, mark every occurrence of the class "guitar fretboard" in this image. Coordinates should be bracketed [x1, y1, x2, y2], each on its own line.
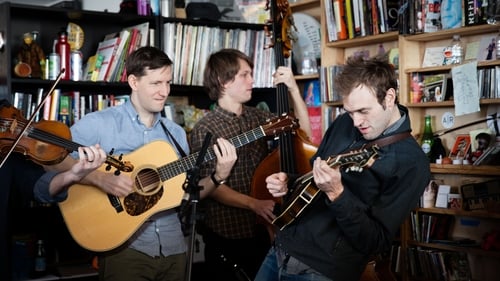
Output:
[157, 126, 265, 181]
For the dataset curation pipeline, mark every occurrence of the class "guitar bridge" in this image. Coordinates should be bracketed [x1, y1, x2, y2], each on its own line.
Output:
[108, 194, 124, 213]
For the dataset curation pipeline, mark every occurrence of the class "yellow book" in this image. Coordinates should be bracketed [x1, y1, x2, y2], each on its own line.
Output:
[83, 54, 99, 81]
[90, 54, 104, 82]
[345, 0, 354, 39]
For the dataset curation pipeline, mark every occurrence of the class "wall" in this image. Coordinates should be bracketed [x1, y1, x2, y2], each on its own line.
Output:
[82, 0, 121, 12]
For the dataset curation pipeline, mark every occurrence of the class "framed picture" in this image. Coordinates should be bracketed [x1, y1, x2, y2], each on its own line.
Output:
[449, 134, 471, 158]
[422, 74, 448, 102]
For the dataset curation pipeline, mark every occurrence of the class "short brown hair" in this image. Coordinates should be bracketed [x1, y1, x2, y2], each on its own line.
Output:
[334, 55, 398, 105]
[203, 49, 254, 100]
[126, 46, 173, 78]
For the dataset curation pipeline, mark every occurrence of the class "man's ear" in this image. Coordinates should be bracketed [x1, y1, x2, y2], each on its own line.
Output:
[385, 88, 397, 107]
[128, 74, 138, 91]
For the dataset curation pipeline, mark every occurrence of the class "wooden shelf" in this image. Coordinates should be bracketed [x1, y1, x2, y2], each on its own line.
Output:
[325, 31, 399, 48]
[402, 24, 499, 42]
[295, 73, 319, 81]
[406, 98, 500, 108]
[430, 163, 500, 176]
[290, 0, 321, 19]
[290, 0, 320, 10]
[415, 207, 500, 219]
[408, 241, 500, 258]
[405, 59, 500, 73]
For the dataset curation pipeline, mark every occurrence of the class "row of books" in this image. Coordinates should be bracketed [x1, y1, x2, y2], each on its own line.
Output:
[162, 22, 276, 88]
[410, 211, 453, 243]
[74, 21, 277, 87]
[323, 0, 400, 42]
[84, 22, 151, 82]
[477, 66, 500, 100]
[406, 247, 472, 281]
[319, 64, 344, 103]
[400, 0, 498, 36]
[13, 90, 80, 125]
[13, 89, 129, 126]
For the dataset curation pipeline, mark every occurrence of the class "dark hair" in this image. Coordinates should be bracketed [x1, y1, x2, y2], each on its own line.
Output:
[334, 55, 398, 105]
[203, 49, 253, 100]
[125, 46, 173, 78]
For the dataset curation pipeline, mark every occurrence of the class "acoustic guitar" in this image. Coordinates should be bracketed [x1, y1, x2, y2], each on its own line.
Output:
[58, 114, 298, 252]
[272, 145, 380, 230]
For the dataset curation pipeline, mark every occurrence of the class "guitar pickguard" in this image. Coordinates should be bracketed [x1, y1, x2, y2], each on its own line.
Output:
[124, 187, 164, 216]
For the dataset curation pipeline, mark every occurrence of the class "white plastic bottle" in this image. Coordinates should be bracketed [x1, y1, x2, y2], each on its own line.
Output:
[443, 35, 464, 65]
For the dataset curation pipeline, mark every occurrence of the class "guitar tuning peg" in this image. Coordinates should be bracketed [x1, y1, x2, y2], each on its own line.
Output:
[105, 164, 112, 171]
[114, 169, 120, 176]
[109, 148, 115, 155]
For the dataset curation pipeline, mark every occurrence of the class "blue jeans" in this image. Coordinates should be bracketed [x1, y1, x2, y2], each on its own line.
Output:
[254, 247, 332, 281]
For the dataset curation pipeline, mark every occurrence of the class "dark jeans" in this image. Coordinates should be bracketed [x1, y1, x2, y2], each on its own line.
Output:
[254, 247, 332, 281]
[98, 248, 186, 281]
[201, 225, 270, 281]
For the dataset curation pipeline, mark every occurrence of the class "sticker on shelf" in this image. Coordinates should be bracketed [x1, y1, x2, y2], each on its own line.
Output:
[441, 111, 455, 129]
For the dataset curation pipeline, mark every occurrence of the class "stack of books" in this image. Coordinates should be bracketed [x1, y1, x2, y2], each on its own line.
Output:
[84, 22, 151, 82]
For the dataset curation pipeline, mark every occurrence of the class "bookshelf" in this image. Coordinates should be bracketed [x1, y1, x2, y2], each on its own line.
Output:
[319, 2, 500, 281]
[397, 23, 500, 281]
[0, 3, 277, 121]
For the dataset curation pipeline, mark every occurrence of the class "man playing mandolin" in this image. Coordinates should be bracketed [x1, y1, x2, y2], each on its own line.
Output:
[255, 55, 431, 281]
[189, 49, 311, 280]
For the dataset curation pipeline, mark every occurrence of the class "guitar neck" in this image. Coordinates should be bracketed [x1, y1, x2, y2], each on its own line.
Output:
[157, 125, 266, 181]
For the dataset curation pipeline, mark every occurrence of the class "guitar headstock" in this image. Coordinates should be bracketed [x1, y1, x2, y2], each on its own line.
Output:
[328, 145, 380, 173]
[261, 113, 299, 137]
[105, 150, 134, 175]
[265, 0, 297, 59]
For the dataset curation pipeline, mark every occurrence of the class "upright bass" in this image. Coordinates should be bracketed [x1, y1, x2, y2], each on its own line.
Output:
[250, 0, 317, 240]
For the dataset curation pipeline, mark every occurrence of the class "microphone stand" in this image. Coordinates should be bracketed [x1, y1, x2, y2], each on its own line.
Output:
[180, 132, 212, 281]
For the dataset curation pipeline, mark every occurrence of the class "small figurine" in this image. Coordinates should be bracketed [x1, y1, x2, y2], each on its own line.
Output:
[16, 32, 45, 78]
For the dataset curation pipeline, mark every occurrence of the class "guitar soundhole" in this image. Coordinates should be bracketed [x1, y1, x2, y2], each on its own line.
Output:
[123, 168, 164, 216]
[134, 168, 161, 195]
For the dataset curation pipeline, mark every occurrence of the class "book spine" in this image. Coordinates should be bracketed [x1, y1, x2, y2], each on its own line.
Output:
[464, 0, 475, 26]
[345, 0, 355, 38]
[333, 0, 348, 40]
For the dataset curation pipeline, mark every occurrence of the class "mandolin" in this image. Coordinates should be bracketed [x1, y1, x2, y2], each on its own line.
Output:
[272, 145, 380, 230]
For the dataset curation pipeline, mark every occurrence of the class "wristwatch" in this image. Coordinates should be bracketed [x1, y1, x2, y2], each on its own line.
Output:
[210, 171, 226, 187]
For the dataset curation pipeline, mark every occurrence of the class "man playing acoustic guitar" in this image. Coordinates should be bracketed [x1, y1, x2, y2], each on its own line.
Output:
[47, 46, 238, 281]
[255, 55, 431, 281]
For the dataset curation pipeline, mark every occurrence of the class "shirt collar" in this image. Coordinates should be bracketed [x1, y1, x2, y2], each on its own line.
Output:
[382, 108, 406, 136]
[213, 104, 249, 120]
[124, 100, 161, 127]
